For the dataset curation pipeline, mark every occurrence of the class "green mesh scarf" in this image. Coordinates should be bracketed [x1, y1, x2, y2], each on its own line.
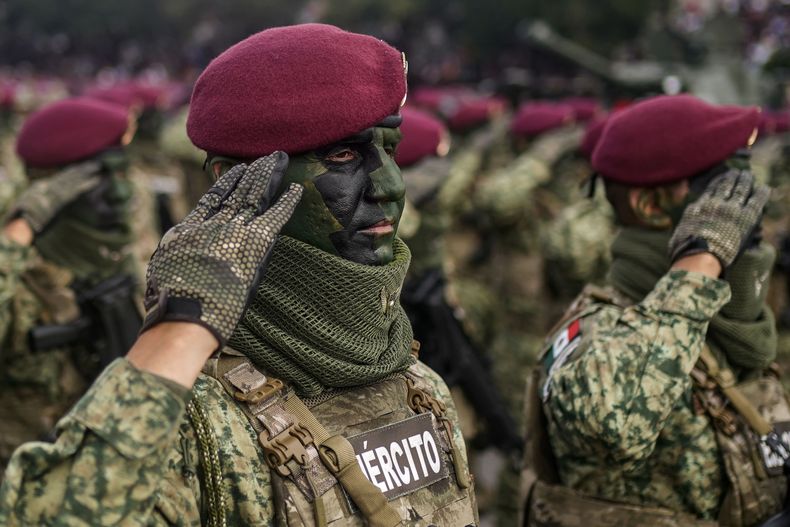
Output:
[609, 227, 777, 373]
[229, 236, 416, 397]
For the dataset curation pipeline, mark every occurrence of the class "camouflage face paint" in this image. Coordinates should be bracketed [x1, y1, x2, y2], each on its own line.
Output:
[280, 126, 405, 265]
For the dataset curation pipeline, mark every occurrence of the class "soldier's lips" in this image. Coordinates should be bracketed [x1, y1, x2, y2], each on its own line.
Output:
[359, 219, 394, 235]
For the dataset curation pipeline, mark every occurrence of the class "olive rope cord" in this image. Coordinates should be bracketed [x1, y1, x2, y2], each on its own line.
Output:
[187, 399, 227, 527]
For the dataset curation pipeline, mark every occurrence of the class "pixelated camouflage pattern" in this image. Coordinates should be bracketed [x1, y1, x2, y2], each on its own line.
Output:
[0, 356, 475, 526]
[542, 270, 733, 519]
[0, 236, 97, 470]
[0, 135, 26, 217]
[271, 360, 477, 526]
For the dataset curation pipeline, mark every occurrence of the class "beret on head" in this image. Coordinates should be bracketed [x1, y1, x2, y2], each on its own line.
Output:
[579, 114, 609, 160]
[395, 106, 448, 168]
[187, 23, 407, 157]
[592, 95, 760, 186]
[758, 110, 790, 136]
[510, 102, 575, 138]
[84, 82, 164, 110]
[410, 87, 506, 131]
[16, 97, 129, 168]
[563, 97, 602, 122]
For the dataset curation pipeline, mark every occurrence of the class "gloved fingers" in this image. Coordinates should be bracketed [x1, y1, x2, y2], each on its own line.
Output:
[213, 161, 259, 222]
[728, 170, 755, 205]
[745, 183, 771, 217]
[250, 183, 303, 232]
[186, 162, 246, 223]
[707, 169, 739, 201]
[234, 152, 289, 223]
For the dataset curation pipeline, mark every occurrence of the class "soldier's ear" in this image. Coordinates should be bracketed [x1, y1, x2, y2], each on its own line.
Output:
[629, 187, 672, 229]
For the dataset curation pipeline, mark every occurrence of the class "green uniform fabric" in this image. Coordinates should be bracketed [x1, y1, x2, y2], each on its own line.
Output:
[0, 236, 96, 470]
[543, 269, 732, 518]
[229, 236, 415, 397]
[609, 227, 777, 371]
[0, 357, 471, 526]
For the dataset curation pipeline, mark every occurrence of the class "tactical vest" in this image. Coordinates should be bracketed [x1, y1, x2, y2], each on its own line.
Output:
[520, 285, 790, 527]
[201, 347, 478, 527]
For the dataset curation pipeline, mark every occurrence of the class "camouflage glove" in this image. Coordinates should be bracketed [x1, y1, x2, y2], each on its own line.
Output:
[669, 169, 770, 268]
[9, 161, 101, 233]
[141, 152, 302, 345]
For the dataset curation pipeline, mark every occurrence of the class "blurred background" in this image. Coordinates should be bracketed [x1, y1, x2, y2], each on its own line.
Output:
[0, 0, 788, 109]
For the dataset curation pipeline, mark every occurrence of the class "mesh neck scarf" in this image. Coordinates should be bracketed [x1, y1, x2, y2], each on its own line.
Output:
[229, 236, 416, 397]
[608, 227, 777, 373]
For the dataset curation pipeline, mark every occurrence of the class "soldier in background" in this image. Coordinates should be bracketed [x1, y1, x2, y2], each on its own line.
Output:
[0, 97, 141, 471]
[522, 95, 787, 526]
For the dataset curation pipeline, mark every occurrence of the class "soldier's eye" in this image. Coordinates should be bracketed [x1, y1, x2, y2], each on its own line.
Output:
[325, 148, 358, 163]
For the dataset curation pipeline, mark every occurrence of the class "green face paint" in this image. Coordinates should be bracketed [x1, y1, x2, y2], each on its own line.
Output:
[278, 126, 405, 265]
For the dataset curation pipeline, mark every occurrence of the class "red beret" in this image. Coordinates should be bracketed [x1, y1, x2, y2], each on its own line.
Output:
[410, 87, 506, 131]
[758, 110, 790, 136]
[395, 106, 448, 168]
[563, 97, 602, 122]
[83, 82, 165, 111]
[16, 97, 129, 168]
[592, 95, 760, 186]
[579, 114, 609, 160]
[187, 24, 407, 157]
[510, 102, 575, 138]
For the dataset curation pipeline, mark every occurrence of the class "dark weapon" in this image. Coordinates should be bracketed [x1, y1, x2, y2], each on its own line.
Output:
[28, 274, 142, 368]
[401, 268, 524, 455]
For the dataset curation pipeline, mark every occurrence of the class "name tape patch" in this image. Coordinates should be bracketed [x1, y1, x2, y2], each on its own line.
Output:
[348, 412, 449, 500]
[759, 421, 790, 477]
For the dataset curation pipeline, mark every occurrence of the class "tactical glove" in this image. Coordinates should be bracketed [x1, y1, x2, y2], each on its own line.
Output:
[9, 161, 102, 233]
[669, 169, 770, 268]
[141, 152, 302, 346]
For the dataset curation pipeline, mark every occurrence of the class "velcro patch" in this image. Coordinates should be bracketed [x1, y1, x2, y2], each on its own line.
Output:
[348, 413, 449, 500]
[542, 319, 582, 401]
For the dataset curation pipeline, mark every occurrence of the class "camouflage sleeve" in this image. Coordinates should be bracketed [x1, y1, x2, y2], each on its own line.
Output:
[0, 236, 34, 345]
[546, 270, 731, 466]
[0, 359, 196, 525]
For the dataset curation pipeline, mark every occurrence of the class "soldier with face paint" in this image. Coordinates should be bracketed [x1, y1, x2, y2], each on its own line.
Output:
[0, 97, 141, 473]
[0, 24, 478, 527]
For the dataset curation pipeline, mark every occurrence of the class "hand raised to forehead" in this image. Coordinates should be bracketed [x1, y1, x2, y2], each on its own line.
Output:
[9, 160, 102, 234]
[141, 152, 303, 346]
[669, 169, 770, 269]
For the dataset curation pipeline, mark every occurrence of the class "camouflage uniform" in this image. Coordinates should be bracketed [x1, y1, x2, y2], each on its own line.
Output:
[0, 238, 94, 469]
[528, 269, 788, 525]
[0, 355, 477, 526]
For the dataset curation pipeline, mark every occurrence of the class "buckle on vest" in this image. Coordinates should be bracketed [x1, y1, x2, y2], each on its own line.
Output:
[234, 378, 284, 404]
[259, 422, 314, 477]
[407, 380, 447, 417]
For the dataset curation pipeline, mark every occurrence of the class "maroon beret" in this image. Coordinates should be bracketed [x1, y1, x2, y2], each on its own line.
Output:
[83, 82, 165, 111]
[16, 97, 129, 168]
[579, 114, 609, 160]
[510, 102, 575, 138]
[187, 24, 407, 157]
[758, 110, 790, 136]
[563, 97, 602, 122]
[592, 95, 760, 186]
[395, 106, 448, 168]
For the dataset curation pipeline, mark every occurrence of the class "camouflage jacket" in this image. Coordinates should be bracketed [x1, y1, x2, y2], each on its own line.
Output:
[0, 236, 95, 468]
[542, 270, 732, 520]
[0, 357, 471, 525]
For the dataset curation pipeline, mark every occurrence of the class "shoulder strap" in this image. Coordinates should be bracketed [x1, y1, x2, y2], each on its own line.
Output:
[697, 346, 772, 437]
[207, 351, 401, 527]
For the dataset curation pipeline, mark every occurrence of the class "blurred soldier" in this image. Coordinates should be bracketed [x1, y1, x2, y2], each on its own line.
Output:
[540, 113, 615, 303]
[522, 95, 789, 526]
[159, 105, 213, 209]
[0, 24, 478, 526]
[0, 97, 141, 471]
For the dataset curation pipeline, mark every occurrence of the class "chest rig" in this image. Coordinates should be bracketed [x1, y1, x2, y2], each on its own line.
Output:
[521, 285, 790, 527]
[200, 346, 477, 527]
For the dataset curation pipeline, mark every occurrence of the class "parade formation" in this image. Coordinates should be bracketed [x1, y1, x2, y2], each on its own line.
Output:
[0, 2, 789, 526]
